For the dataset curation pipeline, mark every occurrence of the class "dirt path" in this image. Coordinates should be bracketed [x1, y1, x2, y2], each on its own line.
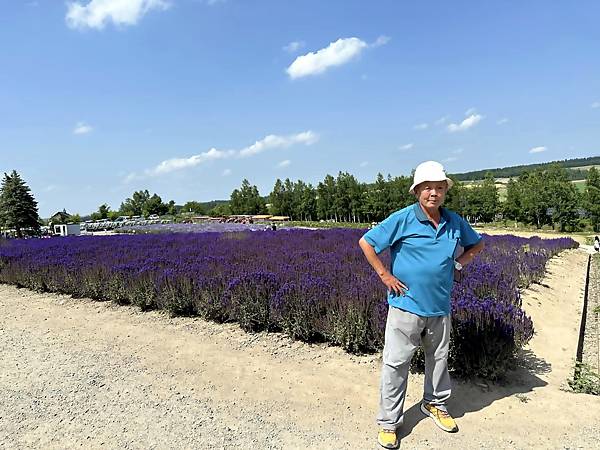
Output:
[474, 227, 591, 245]
[1, 249, 599, 449]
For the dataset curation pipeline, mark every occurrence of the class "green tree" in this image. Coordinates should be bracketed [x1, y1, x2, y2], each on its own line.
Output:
[269, 179, 286, 215]
[503, 178, 522, 223]
[91, 203, 111, 220]
[298, 182, 317, 221]
[167, 200, 177, 216]
[282, 178, 296, 217]
[98, 204, 111, 218]
[0, 170, 41, 238]
[143, 193, 168, 216]
[444, 177, 468, 217]
[518, 170, 548, 228]
[290, 180, 304, 220]
[333, 172, 356, 222]
[229, 179, 266, 215]
[544, 165, 579, 231]
[462, 172, 498, 222]
[585, 167, 600, 231]
[367, 173, 391, 221]
[347, 176, 365, 222]
[229, 188, 243, 214]
[120, 190, 151, 216]
[511, 166, 579, 230]
[183, 201, 205, 215]
[387, 175, 413, 214]
[209, 203, 231, 216]
[479, 172, 499, 222]
[316, 174, 336, 220]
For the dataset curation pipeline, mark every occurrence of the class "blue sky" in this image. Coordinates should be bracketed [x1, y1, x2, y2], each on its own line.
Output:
[2, 0, 599, 217]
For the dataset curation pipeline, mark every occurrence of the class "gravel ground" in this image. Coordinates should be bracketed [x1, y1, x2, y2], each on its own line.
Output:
[1, 248, 599, 449]
[0, 290, 355, 450]
[582, 254, 600, 374]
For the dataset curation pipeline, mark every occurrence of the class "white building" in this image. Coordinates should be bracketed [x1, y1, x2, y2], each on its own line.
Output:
[53, 223, 81, 236]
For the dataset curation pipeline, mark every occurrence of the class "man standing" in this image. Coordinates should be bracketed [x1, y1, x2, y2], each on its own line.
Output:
[359, 161, 484, 449]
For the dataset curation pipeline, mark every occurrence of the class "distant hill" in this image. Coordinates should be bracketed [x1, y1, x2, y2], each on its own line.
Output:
[452, 156, 600, 181]
[199, 200, 229, 210]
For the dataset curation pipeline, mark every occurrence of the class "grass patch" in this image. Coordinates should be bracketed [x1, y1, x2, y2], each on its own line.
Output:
[569, 362, 600, 395]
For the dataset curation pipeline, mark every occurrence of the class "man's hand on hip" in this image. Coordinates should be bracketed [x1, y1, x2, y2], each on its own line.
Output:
[380, 272, 408, 296]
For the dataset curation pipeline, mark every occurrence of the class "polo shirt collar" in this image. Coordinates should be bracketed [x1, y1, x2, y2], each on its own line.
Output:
[413, 202, 450, 227]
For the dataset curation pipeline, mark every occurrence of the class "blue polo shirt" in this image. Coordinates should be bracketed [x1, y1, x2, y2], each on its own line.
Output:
[363, 203, 481, 317]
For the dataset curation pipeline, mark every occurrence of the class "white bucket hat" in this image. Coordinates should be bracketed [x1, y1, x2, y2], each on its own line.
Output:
[409, 160, 454, 194]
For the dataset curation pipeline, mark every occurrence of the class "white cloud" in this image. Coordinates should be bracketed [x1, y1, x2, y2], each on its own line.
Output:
[283, 41, 305, 53]
[238, 131, 318, 157]
[399, 143, 414, 150]
[372, 35, 391, 47]
[434, 116, 448, 125]
[150, 148, 235, 176]
[529, 146, 547, 154]
[123, 173, 140, 183]
[286, 37, 368, 79]
[73, 121, 93, 134]
[443, 156, 458, 163]
[66, 0, 170, 30]
[125, 130, 318, 182]
[359, 161, 369, 167]
[497, 118, 509, 125]
[465, 107, 477, 116]
[447, 114, 483, 132]
[452, 148, 464, 154]
[592, 101, 600, 109]
[413, 123, 428, 130]
[278, 160, 291, 168]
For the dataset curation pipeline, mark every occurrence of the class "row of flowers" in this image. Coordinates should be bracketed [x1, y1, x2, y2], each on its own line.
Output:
[0, 230, 577, 378]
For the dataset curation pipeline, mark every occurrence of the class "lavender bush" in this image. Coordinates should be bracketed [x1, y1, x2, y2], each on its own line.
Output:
[0, 230, 577, 378]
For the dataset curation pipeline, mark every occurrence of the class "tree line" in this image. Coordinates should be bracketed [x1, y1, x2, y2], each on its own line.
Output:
[454, 156, 600, 181]
[225, 164, 600, 231]
[1, 163, 599, 236]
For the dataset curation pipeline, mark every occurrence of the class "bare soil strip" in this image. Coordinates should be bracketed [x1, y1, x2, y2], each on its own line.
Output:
[1, 248, 599, 449]
[582, 255, 600, 375]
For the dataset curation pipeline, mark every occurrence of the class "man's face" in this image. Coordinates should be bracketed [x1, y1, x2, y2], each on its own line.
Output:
[415, 180, 448, 209]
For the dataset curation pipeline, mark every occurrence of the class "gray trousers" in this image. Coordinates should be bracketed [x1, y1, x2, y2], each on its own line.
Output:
[377, 306, 452, 430]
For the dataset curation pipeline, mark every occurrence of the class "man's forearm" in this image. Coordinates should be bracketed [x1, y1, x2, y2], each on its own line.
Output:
[359, 237, 389, 277]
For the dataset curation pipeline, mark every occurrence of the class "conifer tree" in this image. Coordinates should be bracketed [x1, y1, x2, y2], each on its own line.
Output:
[0, 170, 40, 238]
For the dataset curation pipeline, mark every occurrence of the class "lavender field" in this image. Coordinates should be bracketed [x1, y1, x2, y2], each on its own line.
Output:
[117, 222, 283, 234]
[0, 230, 578, 378]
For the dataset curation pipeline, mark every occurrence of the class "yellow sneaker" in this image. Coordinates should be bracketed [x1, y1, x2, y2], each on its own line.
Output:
[420, 403, 458, 432]
[377, 428, 399, 449]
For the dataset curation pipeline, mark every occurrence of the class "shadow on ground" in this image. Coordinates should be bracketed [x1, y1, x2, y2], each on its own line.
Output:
[398, 349, 550, 439]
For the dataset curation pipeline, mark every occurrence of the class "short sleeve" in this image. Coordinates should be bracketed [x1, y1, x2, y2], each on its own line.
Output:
[458, 216, 481, 248]
[362, 212, 404, 254]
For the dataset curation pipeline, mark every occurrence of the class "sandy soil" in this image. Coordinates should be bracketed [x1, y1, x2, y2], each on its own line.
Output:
[474, 226, 592, 245]
[1, 248, 599, 449]
[583, 255, 600, 374]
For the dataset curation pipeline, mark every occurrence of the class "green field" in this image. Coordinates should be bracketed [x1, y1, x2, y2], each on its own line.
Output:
[573, 179, 587, 193]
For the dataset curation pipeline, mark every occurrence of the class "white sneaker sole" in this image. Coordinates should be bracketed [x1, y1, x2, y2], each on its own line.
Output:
[420, 403, 459, 433]
[377, 438, 399, 449]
